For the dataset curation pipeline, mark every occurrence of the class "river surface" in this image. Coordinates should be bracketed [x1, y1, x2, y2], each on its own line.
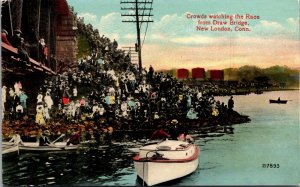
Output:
[2, 90, 299, 186]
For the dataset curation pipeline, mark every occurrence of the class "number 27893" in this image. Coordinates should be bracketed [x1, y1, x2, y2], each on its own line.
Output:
[262, 164, 280, 168]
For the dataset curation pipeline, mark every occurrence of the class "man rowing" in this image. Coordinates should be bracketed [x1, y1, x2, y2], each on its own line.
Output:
[67, 128, 80, 145]
[39, 130, 51, 146]
[9, 130, 24, 145]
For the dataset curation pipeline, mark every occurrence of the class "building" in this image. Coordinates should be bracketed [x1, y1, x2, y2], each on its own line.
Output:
[1, 0, 78, 112]
[177, 68, 189, 79]
[1, 0, 77, 74]
[191, 67, 205, 80]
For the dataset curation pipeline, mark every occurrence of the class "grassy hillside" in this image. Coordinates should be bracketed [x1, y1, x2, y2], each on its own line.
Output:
[76, 34, 92, 59]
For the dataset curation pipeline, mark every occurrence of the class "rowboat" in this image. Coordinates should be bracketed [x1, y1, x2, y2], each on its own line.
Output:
[2, 142, 19, 156]
[133, 139, 199, 186]
[19, 142, 79, 152]
[269, 99, 288, 104]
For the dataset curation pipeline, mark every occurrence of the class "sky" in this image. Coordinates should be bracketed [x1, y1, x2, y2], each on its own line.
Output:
[67, 0, 299, 70]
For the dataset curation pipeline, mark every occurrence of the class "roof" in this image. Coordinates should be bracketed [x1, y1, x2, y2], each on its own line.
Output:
[54, 0, 71, 16]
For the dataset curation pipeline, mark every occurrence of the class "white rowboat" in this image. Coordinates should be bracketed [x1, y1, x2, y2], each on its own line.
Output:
[19, 142, 79, 152]
[2, 142, 19, 155]
[133, 139, 199, 186]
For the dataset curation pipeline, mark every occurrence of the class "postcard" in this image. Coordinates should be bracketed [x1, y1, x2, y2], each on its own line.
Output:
[1, 0, 299, 186]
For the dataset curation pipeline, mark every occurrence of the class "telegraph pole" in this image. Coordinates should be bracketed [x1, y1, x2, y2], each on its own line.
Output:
[120, 0, 153, 75]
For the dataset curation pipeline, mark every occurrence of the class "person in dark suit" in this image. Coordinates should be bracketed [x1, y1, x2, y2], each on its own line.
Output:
[228, 96, 234, 112]
[11, 30, 30, 62]
[39, 131, 51, 146]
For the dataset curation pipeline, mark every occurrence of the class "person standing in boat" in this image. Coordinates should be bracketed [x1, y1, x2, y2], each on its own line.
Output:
[39, 131, 51, 146]
[168, 119, 180, 140]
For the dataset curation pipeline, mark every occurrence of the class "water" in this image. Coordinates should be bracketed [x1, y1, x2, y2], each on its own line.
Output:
[2, 90, 299, 186]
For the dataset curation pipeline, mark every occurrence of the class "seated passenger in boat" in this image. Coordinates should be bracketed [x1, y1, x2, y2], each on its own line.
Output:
[150, 126, 170, 140]
[9, 131, 24, 145]
[177, 133, 194, 143]
[85, 128, 95, 141]
[39, 131, 51, 146]
[168, 119, 188, 140]
[67, 128, 80, 145]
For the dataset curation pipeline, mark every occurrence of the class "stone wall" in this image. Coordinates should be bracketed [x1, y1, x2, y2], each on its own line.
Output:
[55, 14, 78, 72]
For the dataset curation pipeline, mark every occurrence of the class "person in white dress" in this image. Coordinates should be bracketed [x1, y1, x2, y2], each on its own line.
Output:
[73, 87, 78, 98]
[37, 93, 43, 104]
[44, 92, 53, 110]
[90, 104, 99, 118]
[98, 104, 105, 116]
[43, 104, 50, 121]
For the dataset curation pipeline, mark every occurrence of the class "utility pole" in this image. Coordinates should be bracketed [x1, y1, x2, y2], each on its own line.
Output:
[120, 0, 153, 75]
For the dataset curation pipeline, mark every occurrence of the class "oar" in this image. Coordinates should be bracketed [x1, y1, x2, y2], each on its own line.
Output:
[2, 142, 14, 146]
[50, 134, 66, 145]
[3, 144, 14, 149]
[48, 144, 66, 150]
[49, 134, 69, 150]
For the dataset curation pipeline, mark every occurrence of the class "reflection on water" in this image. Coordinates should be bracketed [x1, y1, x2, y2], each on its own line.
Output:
[3, 145, 135, 186]
[2, 90, 300, 186]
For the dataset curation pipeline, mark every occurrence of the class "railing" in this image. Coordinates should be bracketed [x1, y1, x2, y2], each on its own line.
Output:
[1, 43, 56, 75]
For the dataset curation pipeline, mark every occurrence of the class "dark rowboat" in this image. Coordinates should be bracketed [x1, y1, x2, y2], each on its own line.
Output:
[269, 99, 288, 104]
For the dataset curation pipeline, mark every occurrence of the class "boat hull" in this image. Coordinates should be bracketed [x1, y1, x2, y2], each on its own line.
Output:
[134, 155, 198, 186]
[19, 142, 79, 152]
[269, 99, 287, 104]
[2, 143, 19, 156]
[133, 140, 199, 186]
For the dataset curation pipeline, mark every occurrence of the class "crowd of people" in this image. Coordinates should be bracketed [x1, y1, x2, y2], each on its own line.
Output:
[2, 16, 239, 145]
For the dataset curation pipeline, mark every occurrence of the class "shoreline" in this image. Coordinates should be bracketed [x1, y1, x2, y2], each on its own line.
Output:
[4, 88, 297, 144]
[2, 109, 250, 143]
[190, 87, 299, 97]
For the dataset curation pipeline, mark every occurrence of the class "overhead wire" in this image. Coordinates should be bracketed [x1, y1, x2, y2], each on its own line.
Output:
[141, 0, 153, 48]
[121, 0, 153, 51]
[137, 0, 147, 44]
